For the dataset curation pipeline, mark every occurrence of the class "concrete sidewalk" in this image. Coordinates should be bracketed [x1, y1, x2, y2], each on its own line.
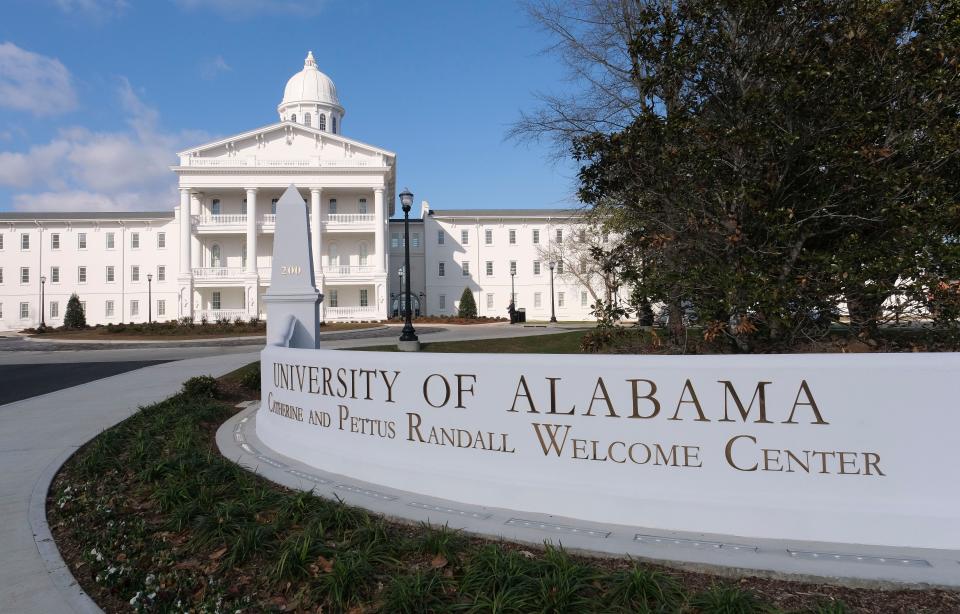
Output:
[0, 352, 257, 613]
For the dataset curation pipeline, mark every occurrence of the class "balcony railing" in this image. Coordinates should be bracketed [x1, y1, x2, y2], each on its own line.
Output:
[324, 213, 376, 224]
[192, 267, 244, 279]
[199, 214, 247, 225]
[196, 309, 249, 323]
[325, 265, 375, 276]
[326, 306, 380, 320]
[262, 214, 276, 224]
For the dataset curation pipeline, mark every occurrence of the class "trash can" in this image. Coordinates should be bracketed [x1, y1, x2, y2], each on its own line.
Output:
[517, 308, 526, 323]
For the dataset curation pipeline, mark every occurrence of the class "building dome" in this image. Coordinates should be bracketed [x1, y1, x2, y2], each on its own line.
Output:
[277, 51, 344, 133]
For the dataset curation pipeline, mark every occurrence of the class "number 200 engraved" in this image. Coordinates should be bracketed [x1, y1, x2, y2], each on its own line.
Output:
[280, 265, 302, 275]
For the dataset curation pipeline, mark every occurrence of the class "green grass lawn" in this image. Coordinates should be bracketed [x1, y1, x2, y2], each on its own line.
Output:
[45, 371, 955, 613]
[356, 330, 591, 353]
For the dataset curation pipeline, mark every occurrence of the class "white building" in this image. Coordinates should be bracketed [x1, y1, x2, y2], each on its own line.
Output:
[0, 53, 611, 330]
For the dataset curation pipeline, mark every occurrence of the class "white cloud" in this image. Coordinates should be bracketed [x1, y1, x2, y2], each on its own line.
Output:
[0, 42, 77, 116]
[4, 78, 209, 212]
[199, 55, 232, 80]
[173, 0, 325, 17]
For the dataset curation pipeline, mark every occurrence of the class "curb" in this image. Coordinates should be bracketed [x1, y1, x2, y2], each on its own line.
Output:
[22, 325, 391, 346]
[29, 447, 103, 614]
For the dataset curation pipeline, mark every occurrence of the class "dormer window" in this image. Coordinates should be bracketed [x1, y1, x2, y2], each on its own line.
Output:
[318, 114, 326, 131]
[304, 113, 311, 127]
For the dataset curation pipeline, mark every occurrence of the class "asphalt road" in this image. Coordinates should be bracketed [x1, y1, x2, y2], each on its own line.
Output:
[0, 361, 171, 406]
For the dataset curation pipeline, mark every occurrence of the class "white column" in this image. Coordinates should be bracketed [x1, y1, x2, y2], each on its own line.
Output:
[310, 187, 322, 275]
[179, 188, 191, 275]
[190, 192, 202, 269]
[245, 188, 258, 275]
[374, 188, 385, 273]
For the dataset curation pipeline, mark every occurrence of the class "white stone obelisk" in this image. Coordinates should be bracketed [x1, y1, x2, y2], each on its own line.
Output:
[262, 185, 322, 348]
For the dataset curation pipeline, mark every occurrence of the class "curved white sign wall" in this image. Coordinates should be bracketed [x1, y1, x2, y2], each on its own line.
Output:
[258, 345, 960, 550]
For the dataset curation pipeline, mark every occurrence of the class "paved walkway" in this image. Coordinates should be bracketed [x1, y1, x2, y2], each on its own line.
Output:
[0, 323, 576, 612]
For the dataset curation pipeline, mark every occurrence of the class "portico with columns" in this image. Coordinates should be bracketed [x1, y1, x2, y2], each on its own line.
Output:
[171, 52, 394, 322]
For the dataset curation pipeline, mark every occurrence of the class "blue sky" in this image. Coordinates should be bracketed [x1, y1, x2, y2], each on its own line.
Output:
[0, 0, 578, 212]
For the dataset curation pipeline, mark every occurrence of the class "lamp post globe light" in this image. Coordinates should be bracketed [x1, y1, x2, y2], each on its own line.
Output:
[548, 261, 557, 323]
[147, 273, 153, 324]
[397, 187, 420, 351]
[40, 275, 47, 329]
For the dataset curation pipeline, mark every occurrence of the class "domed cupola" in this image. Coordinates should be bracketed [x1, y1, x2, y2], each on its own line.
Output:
[277, 51, 345, 134]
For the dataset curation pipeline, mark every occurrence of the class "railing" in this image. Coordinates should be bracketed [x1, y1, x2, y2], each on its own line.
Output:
[259, 159, 313, 167]
[196, 309, 249, 322]
[192, 267, 244, 279]
[186, 159, 250, 167]
[183, 157, 378, 168]
[261, 214, 276, 224]
[324, 213, 376, 224]
[325, 265, 375, 276]
[200, 214, 247, 225]
[326, 306, 380, 320]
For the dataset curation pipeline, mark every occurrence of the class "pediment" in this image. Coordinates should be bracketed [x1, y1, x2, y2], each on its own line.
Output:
[176, 122, 395, 167]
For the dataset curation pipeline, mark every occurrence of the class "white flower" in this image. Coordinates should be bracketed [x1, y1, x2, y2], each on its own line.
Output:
[144, 573, 156, 586]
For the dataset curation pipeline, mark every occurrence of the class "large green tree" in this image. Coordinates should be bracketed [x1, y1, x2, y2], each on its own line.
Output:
[528, 0, 960, 349]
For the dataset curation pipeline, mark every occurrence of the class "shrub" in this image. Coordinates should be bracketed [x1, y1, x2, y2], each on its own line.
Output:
[178, 315, 194, 326]
[239, 363, 261, 390]
[233, 316, 244, 326]
[458, 288, 477, 319]
[181, 375, 218, 399]
[63, 293, 87, 329]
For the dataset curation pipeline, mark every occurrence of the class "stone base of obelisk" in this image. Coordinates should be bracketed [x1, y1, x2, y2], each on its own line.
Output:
[397, 339, 421, 352]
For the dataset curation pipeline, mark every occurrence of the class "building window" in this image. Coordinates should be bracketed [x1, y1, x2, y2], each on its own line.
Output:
[533, 261, 541, 275]
[485, 261, 493, 276]
[0, 234, 4, 250]
[241, 244, 247, 269]
[437, 230, 444, 245]
[0, 268, 3, 284]
[210, 244, 222, 267]
[0, 303, 3, 318]
[510, 260, 517, 275]
[439, 294, 446, 310]
[460, 229, 469, 245]
[558, 292, 565, 307]
[80, 301, 86, 315]
[157, 232, 166, 248]
[556, 229, 563, 243]
[20, 302, 29, 319]
[390, 233, 400, 249]
[20, 267, 29, 284]
[50, 301, 59, 318]
[534, 292, 542, 308]
[509, 229, 516, 245]
[212, 291, 221, 310]
[412, 233, 420, 248]
[329, 198, 337, 214]
[131, 265, 140, 282]
[106, 266, 115, 282]
[271, 198, 278, 215]
[360, 288, 369, 307]
[211, 199, 221, 215]
[291, 113, 297, 123]
[78, 267, 87, 283]
[581, 291, 588, 307]
[328, 244, 339, 267]
[332, 116, 337, 133]
[304, 112, 312, 127]
[486, 293, 494, 309]
[580, 259, 588, 274]
[157, 265, 166, 282]
[557, 261, 564, 274]
[103, 232, 112, 249]
[105, 300, 115, 317]
[319, 114, 326, 131]
[359, 242, 368, 266]
[157, 300, 166, 316]
[51, 233, 60, 250]
[532, 229, 540, 244]
[21, 233, 29, 250]
[241, 198, 247, 215]
[438, 262, 445, 277]
[329, 289, 338, 307]
[131, 232, 140, 249]
[602, 233, 610, 243]
[485, 229, 493, 245]
[50, 266, 60, 283]
[130, 300, 139, 316]
[462, 261, 470, 276]
[358, 198, 367, 214]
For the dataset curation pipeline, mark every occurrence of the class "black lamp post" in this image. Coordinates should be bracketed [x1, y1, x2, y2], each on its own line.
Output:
[510, 270, 516, 305]
[147, 273, 153, 323]
[398, 187, 418, 346]
[40, 275, 46, 329]
[548, 261, 557, 323]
